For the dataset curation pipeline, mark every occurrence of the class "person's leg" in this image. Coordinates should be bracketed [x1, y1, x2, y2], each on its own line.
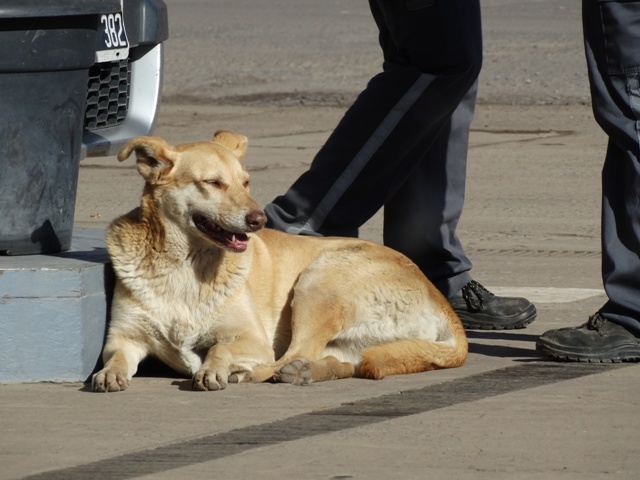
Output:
[537, 0, 640, 361]
[267, 0, 535, 330]
[383, 83, 476, 298]
[265, 0, 482, 237]
[384, 81, 536, 329]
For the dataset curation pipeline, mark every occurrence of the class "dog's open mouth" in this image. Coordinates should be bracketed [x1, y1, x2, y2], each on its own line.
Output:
[193, 213, 249, 252]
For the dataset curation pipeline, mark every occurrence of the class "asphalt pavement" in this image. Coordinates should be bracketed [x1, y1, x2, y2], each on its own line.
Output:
[2, 1, 639, 479]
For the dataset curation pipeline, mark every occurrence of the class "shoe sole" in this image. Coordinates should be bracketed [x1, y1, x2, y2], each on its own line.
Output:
[536, 341, 640, 363]
[455, 304, 537, 330]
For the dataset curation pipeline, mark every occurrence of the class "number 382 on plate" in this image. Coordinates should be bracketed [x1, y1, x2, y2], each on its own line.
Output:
[95, 11, 130, 63]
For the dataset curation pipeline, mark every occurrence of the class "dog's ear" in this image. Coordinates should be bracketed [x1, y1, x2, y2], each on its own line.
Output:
[212, 130, 248, 159]
[117, 136, 177, 184]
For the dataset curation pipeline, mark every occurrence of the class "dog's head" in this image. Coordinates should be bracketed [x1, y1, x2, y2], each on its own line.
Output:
[117, 131, 267, 253]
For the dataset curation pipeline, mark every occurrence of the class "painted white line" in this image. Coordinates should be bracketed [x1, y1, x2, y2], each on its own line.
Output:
[487, 287, 606, 304]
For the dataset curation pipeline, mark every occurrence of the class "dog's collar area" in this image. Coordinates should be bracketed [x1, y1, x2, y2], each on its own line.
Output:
[192, 213, 249, 252]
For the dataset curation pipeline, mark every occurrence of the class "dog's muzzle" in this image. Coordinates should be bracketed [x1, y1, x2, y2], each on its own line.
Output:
[192, 211, 266, 252]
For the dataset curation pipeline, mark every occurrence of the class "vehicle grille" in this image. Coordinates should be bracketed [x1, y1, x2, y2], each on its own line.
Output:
[84, 59, 131, 131]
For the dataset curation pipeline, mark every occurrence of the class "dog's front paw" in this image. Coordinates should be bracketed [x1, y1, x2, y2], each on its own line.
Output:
[274, 359, 312, 386]
[92, 368, 129, 392]
[192, 369, 228, 391]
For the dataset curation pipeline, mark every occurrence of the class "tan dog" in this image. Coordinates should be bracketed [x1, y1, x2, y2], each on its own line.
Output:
[92, 131, 467, 392]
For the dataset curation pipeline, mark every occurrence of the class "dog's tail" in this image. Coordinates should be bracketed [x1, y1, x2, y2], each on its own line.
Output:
[357, 312, 468, 380]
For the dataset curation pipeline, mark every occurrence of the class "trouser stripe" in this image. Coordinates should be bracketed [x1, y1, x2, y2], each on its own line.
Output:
[294, 73, 435, 235]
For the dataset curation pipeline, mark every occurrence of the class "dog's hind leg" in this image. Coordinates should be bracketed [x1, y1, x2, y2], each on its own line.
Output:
[247, 356, 355, 385]
[357, 334, 468, 380]
[274, 356, 355, 385]
[270, 290, 357, 385]
[245, 364, 277, 383]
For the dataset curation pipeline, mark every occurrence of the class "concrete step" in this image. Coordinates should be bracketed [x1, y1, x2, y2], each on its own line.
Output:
[0, 228, 112, 383]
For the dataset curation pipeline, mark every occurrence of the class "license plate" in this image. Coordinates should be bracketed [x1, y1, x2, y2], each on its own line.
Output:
[95, 5, 130, 63]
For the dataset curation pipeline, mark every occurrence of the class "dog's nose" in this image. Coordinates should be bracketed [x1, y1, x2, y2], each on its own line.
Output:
[246, 210, 267, 232]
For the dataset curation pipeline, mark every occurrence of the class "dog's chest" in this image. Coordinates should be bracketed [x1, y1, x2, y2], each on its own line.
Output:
[133, 259, 250, 347]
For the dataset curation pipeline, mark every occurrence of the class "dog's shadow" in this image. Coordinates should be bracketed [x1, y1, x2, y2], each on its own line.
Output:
[466, 331, 542, 361]
[172, 379, 195, 391]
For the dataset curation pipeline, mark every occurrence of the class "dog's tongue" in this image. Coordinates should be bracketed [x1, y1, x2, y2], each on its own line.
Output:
[227, 233, 249, 252]
[193, 213, 251, 252]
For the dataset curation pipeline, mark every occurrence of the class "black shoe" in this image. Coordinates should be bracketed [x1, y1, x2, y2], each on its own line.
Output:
[536, 312, 640, 363]
[449, 280, 537, 330]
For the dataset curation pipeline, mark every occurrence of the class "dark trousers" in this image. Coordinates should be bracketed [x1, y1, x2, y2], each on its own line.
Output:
[583, 0, 640, 333]
[265, 0, 482, 297]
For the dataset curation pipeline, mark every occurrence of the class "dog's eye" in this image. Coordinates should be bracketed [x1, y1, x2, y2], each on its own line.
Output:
[243, 180, 250, 189]
[204, 179, 222, 188]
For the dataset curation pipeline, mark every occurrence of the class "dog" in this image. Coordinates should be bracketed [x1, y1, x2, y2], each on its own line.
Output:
[92, 130, 468, 392]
